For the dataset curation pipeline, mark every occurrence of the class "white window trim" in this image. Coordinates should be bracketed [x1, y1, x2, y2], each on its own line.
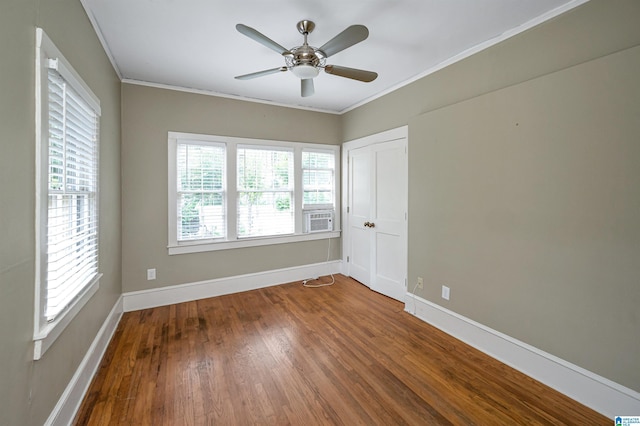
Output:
[168, 132, 340, 255]
[34, 28, 101, 360]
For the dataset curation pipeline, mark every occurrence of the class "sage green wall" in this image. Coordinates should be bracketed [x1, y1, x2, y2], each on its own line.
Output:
[409, 44, 640, 391]
[0, 1, 121, 425]
[121, 84, 341, 293]
[344, 0, 640, 392]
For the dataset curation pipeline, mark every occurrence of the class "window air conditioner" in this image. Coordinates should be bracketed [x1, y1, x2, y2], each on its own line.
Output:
[304, 210, 334, 233]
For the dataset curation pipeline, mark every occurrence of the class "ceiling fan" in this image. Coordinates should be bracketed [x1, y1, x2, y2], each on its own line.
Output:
[235, 20, 378, 97]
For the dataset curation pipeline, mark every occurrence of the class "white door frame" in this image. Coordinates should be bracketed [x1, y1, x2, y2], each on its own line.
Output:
[341, 126, 408, 297]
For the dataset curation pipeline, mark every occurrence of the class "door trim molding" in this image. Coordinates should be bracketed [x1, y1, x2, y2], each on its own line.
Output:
[342, 126, 408, 287]
[342, 126, 408, 151]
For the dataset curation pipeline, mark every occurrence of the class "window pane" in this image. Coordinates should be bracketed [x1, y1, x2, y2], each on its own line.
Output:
[178, 192, 224, 240]
[178, 144, 224, 191]
[47, 194, 98, 317]
[237, 191, 293, 237]
[303, 169, 333, 188]
[304, 190, 333, 205]
[302, 151, 334, 169]
[177, 143, 226, 241]
[238, 148, 293, 190]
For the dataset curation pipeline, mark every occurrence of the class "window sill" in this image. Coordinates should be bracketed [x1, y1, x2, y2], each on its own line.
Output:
[168, 231, 341, 255]
[33, 274, 102, 360]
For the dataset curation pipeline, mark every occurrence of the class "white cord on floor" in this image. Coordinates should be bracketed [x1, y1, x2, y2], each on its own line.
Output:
[302, 237, 335, 288]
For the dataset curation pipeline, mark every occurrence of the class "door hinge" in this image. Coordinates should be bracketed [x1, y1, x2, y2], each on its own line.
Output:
[347, 256, 350, 263]
[347, 206, 350, 213]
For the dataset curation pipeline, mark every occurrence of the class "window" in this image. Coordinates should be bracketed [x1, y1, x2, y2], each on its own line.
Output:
[177, 142, 225, 241]
[34, 29, 101, 359]
[302, 150, 335, 209]
[168, 133, 340, 254]
[237, 146, 294, 238]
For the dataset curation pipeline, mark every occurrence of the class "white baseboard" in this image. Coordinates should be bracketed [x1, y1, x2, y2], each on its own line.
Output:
[46, 295, 123, 426]
[123, 260, 342, 312]
[405, 293, 640, 418]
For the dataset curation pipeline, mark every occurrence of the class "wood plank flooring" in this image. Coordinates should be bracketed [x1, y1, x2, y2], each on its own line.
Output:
[74, 274, 608, 425]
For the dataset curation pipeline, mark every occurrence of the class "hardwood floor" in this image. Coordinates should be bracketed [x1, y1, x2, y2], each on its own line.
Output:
[74, 275, 608, 425]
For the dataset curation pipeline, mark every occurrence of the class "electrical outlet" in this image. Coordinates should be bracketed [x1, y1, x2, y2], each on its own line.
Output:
[441, 285, 450, 300]
[417, 277, 424, 289]
[147, 268, 156, 280]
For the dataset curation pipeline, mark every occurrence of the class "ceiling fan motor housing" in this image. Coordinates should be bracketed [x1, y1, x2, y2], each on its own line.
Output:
[292, 45, 322, 67]
[286, 44, 325, 79]
[286, 21, 326, 79]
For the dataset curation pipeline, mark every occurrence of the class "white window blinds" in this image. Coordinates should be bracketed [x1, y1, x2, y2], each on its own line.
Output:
[302, 150, 335, 209]
[176, 142, 226, 241]
[237, 146, 294, 238]
[45, 67, 99, 321]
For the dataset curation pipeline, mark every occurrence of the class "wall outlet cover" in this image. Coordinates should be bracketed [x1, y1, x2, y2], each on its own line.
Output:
[442, 285, 450, 300]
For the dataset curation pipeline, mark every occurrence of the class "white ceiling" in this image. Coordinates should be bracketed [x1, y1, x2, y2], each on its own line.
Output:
[82, 0, 586, 114]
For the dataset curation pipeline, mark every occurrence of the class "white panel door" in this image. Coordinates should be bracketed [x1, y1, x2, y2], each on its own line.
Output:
[345, 128, 407, 302]
[371, 140, 406, 301]
[348, 147, 372, 286]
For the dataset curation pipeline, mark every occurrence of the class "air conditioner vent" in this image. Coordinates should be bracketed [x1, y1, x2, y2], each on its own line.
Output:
[304, 210, 333, 233]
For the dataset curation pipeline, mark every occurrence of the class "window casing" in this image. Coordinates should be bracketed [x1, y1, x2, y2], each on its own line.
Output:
[168, 132, 340, 254]
[34, 28, 102, 359]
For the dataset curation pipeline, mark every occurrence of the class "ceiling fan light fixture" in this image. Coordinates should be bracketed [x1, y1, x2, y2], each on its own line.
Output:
[290, 64, 319, 79]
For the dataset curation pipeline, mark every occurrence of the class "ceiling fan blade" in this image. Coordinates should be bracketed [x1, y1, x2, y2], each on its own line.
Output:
[301, 79, 315, 97]
[324, 65, 378, 82]
[318, 25, 369, 58]
[236, 24, 291, 55]
[235, 67, 287, 80]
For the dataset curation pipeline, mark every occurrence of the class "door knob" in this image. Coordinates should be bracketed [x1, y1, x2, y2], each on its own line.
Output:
[364, 221, 370, 227]
[369, 222, 375, 228]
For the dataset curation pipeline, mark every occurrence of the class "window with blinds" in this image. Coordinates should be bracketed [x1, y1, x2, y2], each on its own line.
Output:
[176, 142, 225, 241]
[44, 67, 100, 322]
[237, 147, 294, 238]
[302, 150, 335, 209]
[168, 133, 340, 254]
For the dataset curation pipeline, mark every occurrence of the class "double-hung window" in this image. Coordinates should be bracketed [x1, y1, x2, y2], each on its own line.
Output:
[302, 150, 335, 210]
[168, 133, 340, 254]
[177, 142, 226, 241]
[237, 146, 294, 238]
[34, 29, 101, 359]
